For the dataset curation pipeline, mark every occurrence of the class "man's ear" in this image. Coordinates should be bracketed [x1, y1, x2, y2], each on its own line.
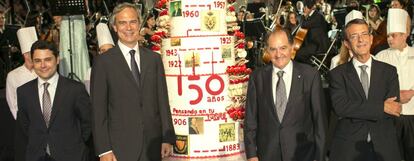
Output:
[112, 24, 118, 33]
[344, 40, 351, 50]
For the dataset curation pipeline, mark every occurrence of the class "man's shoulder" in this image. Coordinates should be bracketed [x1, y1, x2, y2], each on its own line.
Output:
[59, 76, 86, 89]
[140, 46, 161, 57]
[371, 59, 398, 76]
[93, 47, 121, 66]
[251, 64, 271, 76]
[293, 61, 319, 74]
[329, 61, 350, 75]
[16, 78, 37, 93]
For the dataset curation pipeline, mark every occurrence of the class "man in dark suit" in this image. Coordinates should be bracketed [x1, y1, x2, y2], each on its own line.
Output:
[294, 0, 330, 65]
[171, 2, 182, 17]
[15, 40, 91, 161]
[244, 28, 327, 161]
[91, 3, 175, 161]
[328, 19, 402, 161]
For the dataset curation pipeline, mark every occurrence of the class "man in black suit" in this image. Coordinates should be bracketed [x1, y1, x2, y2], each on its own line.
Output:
[171, 1, 182, 17]
[91, 3, 175, 161]
[328, 19, 402, 161]
[15, 40, 91, 161]
[294, 0, 330, 65]
[244, 28, 327, 161]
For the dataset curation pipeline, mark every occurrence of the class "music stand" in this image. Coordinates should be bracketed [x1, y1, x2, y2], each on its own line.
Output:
[50, 0, 86, 81]
[243, 17, 267, 68]
[246, 3, 266, 14]
[243, 18, 266, 39]
[333, 8, 347, 29]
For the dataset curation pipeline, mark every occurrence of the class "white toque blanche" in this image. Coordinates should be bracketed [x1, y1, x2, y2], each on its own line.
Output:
[17, 26, 38, 54]
[96, 23, 115, 48]
[387, 8, 408, 34]
[345, 10, 364, 25]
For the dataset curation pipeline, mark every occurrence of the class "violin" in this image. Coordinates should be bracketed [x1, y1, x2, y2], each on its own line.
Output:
[291, 26, 308, 58]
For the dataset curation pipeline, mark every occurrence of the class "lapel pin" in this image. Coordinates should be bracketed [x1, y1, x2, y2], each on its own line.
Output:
[298, 75, 301, 79]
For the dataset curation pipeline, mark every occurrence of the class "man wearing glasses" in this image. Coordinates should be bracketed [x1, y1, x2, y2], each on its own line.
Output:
[328, 18, 402, 161]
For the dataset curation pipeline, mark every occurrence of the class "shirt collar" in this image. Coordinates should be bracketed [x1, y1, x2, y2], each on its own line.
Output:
[352, 56, 372, 68]
[273, 60, 293, 75]
[118, 41, 139, 57]
[38, 72, 59, 88]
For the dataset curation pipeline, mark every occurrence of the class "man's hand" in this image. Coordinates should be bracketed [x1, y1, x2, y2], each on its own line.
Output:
[400, 90, 414, 104]
[100, 152, 117, 161]
[248, 157, 259, 161]
[161, 143, 172, 159]
[384, 97, 402, 117]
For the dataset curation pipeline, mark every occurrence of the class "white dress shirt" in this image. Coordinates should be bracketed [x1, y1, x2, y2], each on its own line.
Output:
[352, 56, 372, 87]
[6, 65, 37, 119]
[272, 61, 293, 104]
[37, 72, 59, 112]
[118, 41, 141, 71]
[376, 46, 414, 115]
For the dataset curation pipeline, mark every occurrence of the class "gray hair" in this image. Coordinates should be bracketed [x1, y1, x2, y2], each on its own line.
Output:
[110, 2, 142, 26]
[343, 19, 371, 41]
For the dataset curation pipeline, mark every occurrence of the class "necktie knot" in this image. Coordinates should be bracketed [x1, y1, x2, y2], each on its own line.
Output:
[277, 71, 284, 78]
[43, 82, 50, 90]
[129, 49, 136, 57]
[359, 65, 368, 71]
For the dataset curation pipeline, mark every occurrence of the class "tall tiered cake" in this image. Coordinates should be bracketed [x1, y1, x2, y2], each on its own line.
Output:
[156, 0, 249, 159]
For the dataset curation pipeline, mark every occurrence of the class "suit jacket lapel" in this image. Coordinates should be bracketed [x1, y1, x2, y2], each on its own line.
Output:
[263, 65, 279, 123]
[139, 47, 149, 87]
[114, 46, 140, 89]
[284, 62, 303, 121]
[49, 76, 66, 126]
[346, 62, 366, 99]
[369, 60, 382, 99]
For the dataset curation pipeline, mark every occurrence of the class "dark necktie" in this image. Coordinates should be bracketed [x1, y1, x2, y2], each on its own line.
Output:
[129, 50, 141, 85]
[42, 82, 51, 127]
[276, 71, 287, 122]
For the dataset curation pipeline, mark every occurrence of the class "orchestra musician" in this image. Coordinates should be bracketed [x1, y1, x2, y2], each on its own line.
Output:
[294, 0, 330, 65]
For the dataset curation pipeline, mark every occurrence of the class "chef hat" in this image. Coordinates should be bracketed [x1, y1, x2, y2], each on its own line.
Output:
[17, 26, 38, 54]
[96, 23, 114, 48]
[345, 10, 364, 25]
[387, 8, 409, 34]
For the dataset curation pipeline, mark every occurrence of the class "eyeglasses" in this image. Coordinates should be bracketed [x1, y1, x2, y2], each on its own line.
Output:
[348, 31, 371, 42]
